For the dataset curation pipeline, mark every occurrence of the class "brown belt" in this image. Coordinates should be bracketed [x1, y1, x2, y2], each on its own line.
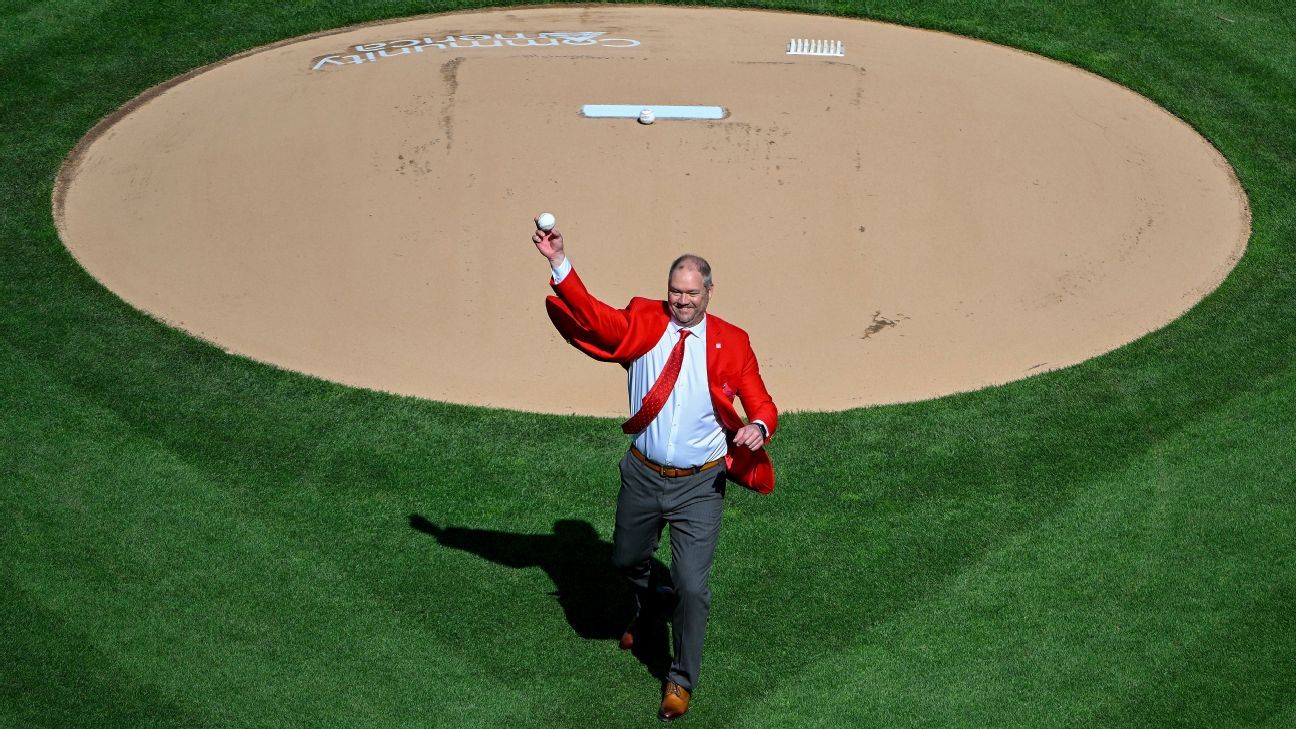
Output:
[629, 446, 724, 478]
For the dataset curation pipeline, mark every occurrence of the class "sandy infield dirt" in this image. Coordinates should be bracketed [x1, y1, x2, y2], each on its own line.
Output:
[55, 6, 1250, 416]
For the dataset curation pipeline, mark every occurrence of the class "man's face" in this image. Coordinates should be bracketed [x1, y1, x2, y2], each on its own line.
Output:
[667, 266, 711, 328]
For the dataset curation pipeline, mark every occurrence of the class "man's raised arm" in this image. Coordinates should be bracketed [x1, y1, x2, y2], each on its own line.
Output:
[533, 215, 631, 347]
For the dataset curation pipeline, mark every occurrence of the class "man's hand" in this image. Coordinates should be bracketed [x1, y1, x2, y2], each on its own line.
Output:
[733, 423, 766, 451]
[532, 215, 565, 267]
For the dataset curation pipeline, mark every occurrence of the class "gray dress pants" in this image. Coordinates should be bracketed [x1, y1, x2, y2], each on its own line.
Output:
[612, 449, 727, 692]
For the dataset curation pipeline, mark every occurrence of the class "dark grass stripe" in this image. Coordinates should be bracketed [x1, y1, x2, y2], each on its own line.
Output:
[1, 582, 204, 729]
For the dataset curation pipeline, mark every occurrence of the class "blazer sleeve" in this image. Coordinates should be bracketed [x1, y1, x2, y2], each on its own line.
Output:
[738, 339, 778, 438]
[548, 267, 630, 353]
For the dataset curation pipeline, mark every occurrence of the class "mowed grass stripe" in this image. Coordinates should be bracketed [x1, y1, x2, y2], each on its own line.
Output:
[739, 373, 1296, 727]
[0, 341, 534, 726]
[1, 585, 204, 728]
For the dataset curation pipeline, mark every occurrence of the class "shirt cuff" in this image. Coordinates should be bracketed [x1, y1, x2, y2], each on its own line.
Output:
[551, 256, 572, 284]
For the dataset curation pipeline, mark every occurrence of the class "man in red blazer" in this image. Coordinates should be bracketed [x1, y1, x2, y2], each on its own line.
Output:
[532, 218, 778, 721]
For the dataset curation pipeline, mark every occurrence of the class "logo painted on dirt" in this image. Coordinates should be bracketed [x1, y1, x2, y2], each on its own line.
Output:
[311, 32, 642, 70]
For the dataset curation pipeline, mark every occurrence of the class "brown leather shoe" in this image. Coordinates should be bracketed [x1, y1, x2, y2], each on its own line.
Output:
[658, 681, 691, 721]
[619, 618, 637, 651]
[622, 586, 676, 651]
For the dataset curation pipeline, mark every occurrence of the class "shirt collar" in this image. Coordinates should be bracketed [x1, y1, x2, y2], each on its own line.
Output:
[669, 313, 707, 338]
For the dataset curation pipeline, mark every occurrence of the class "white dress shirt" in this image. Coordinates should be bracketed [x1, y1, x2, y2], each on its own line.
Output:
[627, 316, 727, 468]
[553, 257, 726, 468]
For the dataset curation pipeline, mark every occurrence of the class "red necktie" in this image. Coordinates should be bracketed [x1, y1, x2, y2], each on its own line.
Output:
[622, 330, 691, 435]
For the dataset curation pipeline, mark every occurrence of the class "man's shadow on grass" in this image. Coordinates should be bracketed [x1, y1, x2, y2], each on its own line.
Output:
[409, 514, 672, 680]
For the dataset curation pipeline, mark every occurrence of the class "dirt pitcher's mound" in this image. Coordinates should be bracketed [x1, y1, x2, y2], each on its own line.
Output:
[55, 6, 1249, 416]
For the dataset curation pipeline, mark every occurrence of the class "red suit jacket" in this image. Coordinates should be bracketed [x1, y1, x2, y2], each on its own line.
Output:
[545, 268, 778, 494]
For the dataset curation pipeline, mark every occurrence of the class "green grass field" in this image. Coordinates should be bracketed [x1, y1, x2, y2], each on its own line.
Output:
[3, 0, 1294, 726]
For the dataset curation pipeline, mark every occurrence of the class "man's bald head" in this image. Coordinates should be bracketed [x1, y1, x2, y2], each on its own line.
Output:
[669, 254, 713, 289]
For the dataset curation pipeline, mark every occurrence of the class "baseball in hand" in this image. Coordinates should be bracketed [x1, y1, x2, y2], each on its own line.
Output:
[536, 212, 556, 232]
